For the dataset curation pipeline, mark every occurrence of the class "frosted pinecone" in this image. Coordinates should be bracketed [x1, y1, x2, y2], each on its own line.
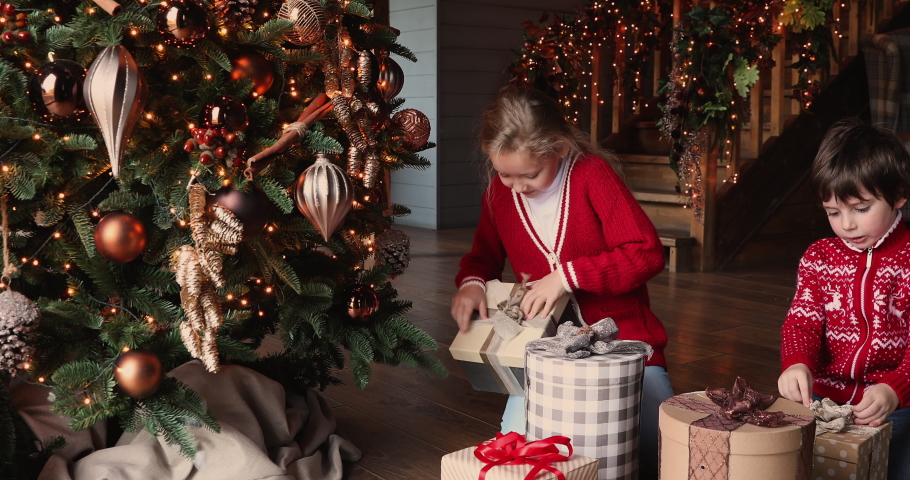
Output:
[0, 290, 40, 376]
[375, 229, 410, 278]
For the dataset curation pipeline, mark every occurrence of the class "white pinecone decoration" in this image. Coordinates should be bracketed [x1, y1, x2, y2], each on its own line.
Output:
[375, 229, 410, 278]
[0, 290, 40, 376]
[216, 0, 258, 24]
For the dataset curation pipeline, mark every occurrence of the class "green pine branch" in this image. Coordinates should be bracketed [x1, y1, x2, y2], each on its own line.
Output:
[255, 176, 294, 214]
[69, 208, 97, 258]
[125, 378, 220, 458]
[236, 18, 295, 45]
[59, 134, 98, 151]
[344, 1, 372, 17]
[97, 191, 154, 211]
[213, 334, 259, 362]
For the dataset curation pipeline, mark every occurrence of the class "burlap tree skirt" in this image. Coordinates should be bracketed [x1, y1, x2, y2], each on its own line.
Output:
[12, 362, 361, 480]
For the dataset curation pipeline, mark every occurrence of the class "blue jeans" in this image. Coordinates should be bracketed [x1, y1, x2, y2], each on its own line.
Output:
[813, 394, 910, 479]
[501, 365, 673, 480]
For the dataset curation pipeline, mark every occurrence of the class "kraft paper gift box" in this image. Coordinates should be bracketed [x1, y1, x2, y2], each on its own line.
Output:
[449, 280, 570, 395]
[440, 435, 599, 480]
[813, 421, 892, 480]
[525, 336, 647, 480]
[658, 391, 816, 480]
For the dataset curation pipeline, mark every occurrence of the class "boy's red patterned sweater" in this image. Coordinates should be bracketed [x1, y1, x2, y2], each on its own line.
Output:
[782, 215, 910, 406]
[455, 154, 668, 369]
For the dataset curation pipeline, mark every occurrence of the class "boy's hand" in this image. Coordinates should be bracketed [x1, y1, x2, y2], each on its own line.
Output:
[854, 384, 899, 427]
[521, 271, 569, 321]
[778, 363, 814, 407]
[451, 285, 487, 333]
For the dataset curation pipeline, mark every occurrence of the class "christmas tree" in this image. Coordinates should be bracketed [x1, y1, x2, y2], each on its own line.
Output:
[0, 0, 441, 469]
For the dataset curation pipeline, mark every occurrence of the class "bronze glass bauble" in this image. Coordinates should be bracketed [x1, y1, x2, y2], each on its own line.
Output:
[157, 0, 209, 48]
[344, 283, 379, 321]
[230, 52, 275, 96]
[27, 58, 86, 118]
[391, 109, 431, 150]
[94, 212, 147, 263]
[114, 350, 164, 399]
[376, 53, 404, 102]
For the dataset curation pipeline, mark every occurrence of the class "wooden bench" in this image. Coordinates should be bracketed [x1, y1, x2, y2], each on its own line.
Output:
[657, 229, 696, 273]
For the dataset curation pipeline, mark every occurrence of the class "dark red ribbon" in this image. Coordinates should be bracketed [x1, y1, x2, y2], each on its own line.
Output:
[473, 432, 573, 480]
[705, 376, 787, 427]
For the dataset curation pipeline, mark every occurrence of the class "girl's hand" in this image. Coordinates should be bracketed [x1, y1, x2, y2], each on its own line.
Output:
[451, 285, 487, 333]
[854, 384, 899, 427]
[778, 363, 814, 407]
[520, 271, 569, 321]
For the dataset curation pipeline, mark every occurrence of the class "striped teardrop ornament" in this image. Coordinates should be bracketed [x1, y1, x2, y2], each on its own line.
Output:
[294, 154, 353, 241]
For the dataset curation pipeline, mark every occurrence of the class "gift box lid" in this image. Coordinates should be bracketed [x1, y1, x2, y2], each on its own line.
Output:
[441, 440, 598, 480]
[660, 392, 815, 456]
[815, 421, 892, 466]
[525, 344, 646, 387]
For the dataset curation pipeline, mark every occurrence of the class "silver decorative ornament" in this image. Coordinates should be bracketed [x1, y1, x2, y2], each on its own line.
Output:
[84, 45, 148, 178]
[278, 0, 326, 46]
[294, 154, 353, 241]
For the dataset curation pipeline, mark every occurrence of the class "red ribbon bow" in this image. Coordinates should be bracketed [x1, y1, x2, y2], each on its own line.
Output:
[473, 432, 573, 480]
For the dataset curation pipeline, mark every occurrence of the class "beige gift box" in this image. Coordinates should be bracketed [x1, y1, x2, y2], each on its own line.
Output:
[448, 280, 570, 395]
[659, 392, 816, 480]
[813, 421, 892, 480]
[441, 440, 598, 480]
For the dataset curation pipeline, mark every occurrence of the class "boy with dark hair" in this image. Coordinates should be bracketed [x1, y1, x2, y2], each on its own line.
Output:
[779, 118, 910, 478]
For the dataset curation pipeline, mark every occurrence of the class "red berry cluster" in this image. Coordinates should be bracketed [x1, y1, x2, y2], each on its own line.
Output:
[184, 127, 244, 168]
[0, 2, 31, 44]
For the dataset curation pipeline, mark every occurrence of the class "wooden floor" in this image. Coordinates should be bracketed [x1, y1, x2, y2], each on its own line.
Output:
[326, 225, 799, 479]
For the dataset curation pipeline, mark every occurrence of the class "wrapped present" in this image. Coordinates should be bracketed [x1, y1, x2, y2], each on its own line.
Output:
[440, 432, 598, 480]
[525, 319, 652, 480]
[449, 279, 570, 395]
[659, 378, 817, 480]
[810, 398, 892, 480]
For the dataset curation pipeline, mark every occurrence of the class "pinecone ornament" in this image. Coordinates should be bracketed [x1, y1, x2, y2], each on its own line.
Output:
[0, 290, 41, 376]
[375, 229, 410, 278]
[216, 0, 258, 25]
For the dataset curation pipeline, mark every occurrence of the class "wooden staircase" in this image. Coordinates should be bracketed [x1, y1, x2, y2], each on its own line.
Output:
[606, 120, 700, 272]
[592, 0, 910, 271]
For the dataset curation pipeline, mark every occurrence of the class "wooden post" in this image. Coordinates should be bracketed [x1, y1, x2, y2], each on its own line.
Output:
[591, 47, 602, 144]
[848, 0, 860, 57]
[691, 127, 717, 271]
[831, 2, 842, 75]
[748, 73, 764, 159]
[791, 53, 802, 116]
[373, 0, 389, 22]
[673, 0, 682, 27]
[770, 28, 789, 136]
[611, 39, 626, 134]
[727, 126, 741, 184]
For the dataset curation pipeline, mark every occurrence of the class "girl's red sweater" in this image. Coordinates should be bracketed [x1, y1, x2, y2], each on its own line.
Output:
[782, 216, 910, 406]
[455, 154, 668, 368]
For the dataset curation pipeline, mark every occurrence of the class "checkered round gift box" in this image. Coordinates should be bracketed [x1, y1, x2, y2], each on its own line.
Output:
[525, 342, 646, 480]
